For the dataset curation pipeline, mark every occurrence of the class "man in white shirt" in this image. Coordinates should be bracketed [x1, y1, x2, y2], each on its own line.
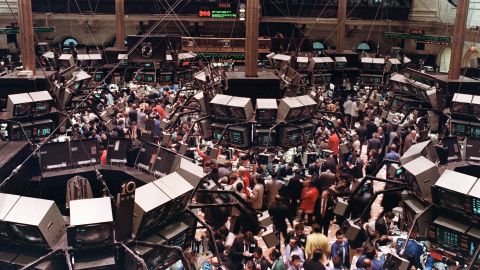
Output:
[350, 98, 359, 129]
[343, 96, 353, 128]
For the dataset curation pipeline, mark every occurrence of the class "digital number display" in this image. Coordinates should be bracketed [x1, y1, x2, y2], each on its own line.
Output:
[436, 227, 459, 249]
[229, 130, 245, 145]
[199, 10, 237, 18]
[384, 32, 451, 44]
[473, 198, 480, 215]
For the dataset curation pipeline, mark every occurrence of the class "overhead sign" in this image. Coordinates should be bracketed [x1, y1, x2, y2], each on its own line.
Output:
[0, 26, 55, 34]
[384, 32, 451, 45]
[198, 10, 237, 18]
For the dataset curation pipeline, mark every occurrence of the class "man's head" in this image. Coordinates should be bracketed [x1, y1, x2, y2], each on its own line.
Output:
[312, 249, 324, 262]
[253, 247, 263, 259]
[295, 224, 304, 236]
[384, 212, 395, 223]
[291, 254, 302, 268]
[289, 236, 299, 248]
[335, 229, 345, 245]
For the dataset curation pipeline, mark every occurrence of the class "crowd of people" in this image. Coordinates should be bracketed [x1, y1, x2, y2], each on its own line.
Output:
[50, 71, 437, 270]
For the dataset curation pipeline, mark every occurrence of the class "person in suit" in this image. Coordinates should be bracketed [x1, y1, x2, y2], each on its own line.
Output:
[331, 230, 350, 269]
[374, 212, 395, 246]
[228, 231, 258, 270]
[253, 247, 271, 270]
[269, 195, 293, 243]
[314, 190, 334, 236]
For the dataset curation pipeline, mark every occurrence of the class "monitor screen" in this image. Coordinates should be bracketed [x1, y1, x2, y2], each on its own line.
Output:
[211, 124, 227, 141]
[472, 198, 480, 216]
[472, 126, 480, 139]
[230, 107, 246, 121]
[68, 223, 113, 249]
[70, 139, 100, 166]
[213, 105, 229, 118]
[288, 108, 303, 120]
[469, 240, 480, 261]
[107, 138, 130, 164]
[152, 147, 178, 176]
[229, 129, 246, 146]
[95, 72, 103, 82]
[256, 109, 276, 123]
[9, 224, 46, 247]
[138, 206, 169, 238]
[14, 103, 32, 117]
[435, 188, 466, 213]
[166, 259, 184, 270]
[404, 171, 422, 200]
[452, 123, 468, 136]
[254, 131, 276, 147]
[34, 102, 50, 113]
[160, 73, 172, 83]
[145, 74, 155, 82]
[453, 102, 470, 114]
[73, 82, 82, 90]
[144, 248, 167, 270]
[39, 141, 72, 170]
[436, 227, 460, 251]
[135, 142, 159, 171]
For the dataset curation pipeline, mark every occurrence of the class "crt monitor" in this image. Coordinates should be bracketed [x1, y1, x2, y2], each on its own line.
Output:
[278, 126, 301, 148]
[106, 138, 130, 165]
[39, 141, 72, 170]
[70, 139, 100, 167]
[451, 120, 470, 137]
[433, 169, 477, 214]
[254, 128, 276, 148]
[152, 147, 178, 177]
[211, 122, 227, 141]
[33, 119, 54, 138]
[228, 126, 251, 148]
[471, 124, 480, 139]
[159, 72, 173, 83]
[94, 72, 103, 82]
[256, 109, 277, 123]
[134, 141, 160, 172]
[9, 223, 46, 246]
[432, 216, 469, 253]
[67, 222, 114, 250]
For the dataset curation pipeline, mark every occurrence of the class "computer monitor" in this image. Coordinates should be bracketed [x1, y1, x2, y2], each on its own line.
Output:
[153, 172, 194, 216]
[277, 97, 305, 122]
[157, 221, 190, 249]
[402, 156, 440, 203]
[255, 99, 277, 123]
[210, 94, 233, 119]
[94, 72, 103, 82]
[133, 182, 171, 238]
[277, 126, 301, 148]
[106, 138, 130, 165]
[211, 122, 227, 142]
[132, 234, 167, 269]
[152, 147, 178, 177]
[9, 121, 33, 141]
[296, 95, 317, 118]
[68, 197, 114, 250]
[466, 138, 480, 162]
[452, 93, 473, 114]
[33, 119, 54, 138]
[400, 139, 439, 165]
[7, 93, 33, 117]
[403, 198, 432, 238]
[134, 141, 160, 172]
[67, 222, 114, 250]
[39, 141, 72, 170]
[3, 196, 65, 249]
[227, 125, 251, 148]
[432, 216, 469, 253]
[253, 128, 276, 148]
[28, 91, 52, 114]
[159, 72, 173, 83]
[227, 97, 254, 121]
[433, 170, 477, 214]
[451, 119, 470, 137]
[69, 139, 100, 167]
[467, 227, 480, 262]
[383, 253, 410, 270]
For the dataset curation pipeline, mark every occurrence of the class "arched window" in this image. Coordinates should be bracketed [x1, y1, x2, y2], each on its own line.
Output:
[62, 37, 79, 48]
[357, 42, 371, 51]
[313, 41, 325, 51]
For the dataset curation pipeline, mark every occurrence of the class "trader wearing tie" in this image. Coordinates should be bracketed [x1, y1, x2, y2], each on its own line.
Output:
[331, 230, 350, 269]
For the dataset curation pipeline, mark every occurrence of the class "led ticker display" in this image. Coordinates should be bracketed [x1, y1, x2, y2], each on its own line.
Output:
[384, 32, 451, 44]
[0, 26, 55, 34]
[198, 9, 237, 18]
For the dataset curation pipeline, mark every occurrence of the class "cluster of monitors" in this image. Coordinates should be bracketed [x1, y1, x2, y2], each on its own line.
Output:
[209, 120, 315, 149]
[427, 215, 480, 263]
[360, 57, 385, 71]
[134, 71, 173, 84]
[451, 120, 480, 138]
[5, 118, 54, 141]
[133, 141, 180, 176]
[451, 93, 480, 116]
[432, 169, 480, 222]
[38, 138, 100, 171]
[132, 213, 196, 270]
[7, 91, 53, 118]
[209, 94, 317, 124]
[360, 74, 383, 85]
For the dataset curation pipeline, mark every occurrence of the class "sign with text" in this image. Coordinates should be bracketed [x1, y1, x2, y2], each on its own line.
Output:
[384, 32, 451, 45]
[0, 26, 55, 34]
[198, 9, 237, 18]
